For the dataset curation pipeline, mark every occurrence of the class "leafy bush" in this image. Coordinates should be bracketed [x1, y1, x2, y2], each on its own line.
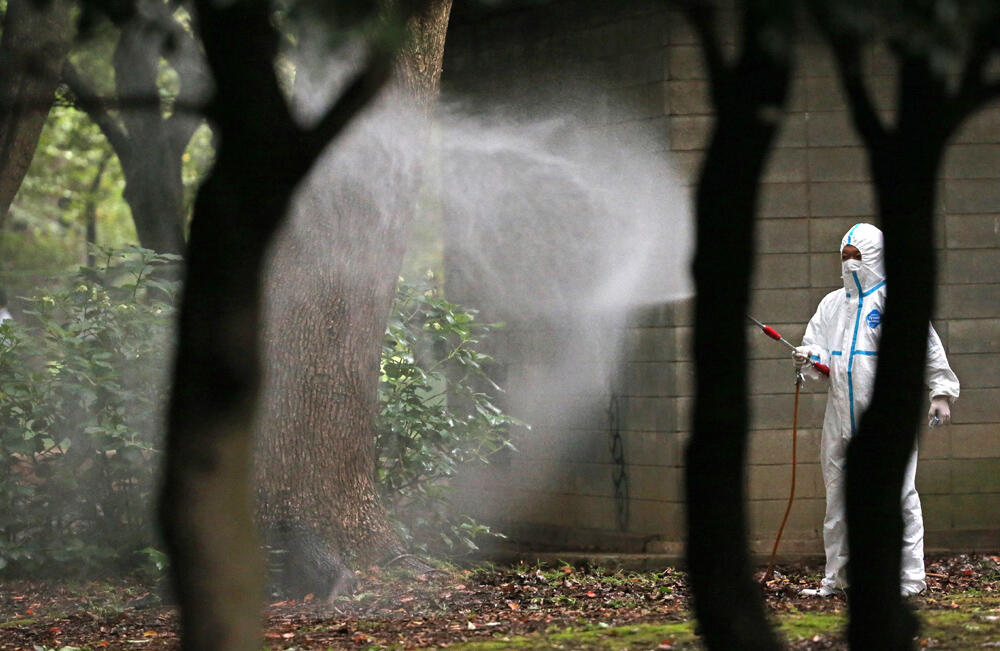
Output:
[377, 278, 521, 555]
[0, 247, 178, 576]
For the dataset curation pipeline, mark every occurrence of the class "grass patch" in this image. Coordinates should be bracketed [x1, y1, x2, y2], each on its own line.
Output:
[446, 621, 697, 650]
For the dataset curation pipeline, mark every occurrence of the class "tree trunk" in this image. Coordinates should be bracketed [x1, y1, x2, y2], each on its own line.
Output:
[158, 0, 401, 644]
[680, 2, 791, 648]
[255, 0, 453, 598]
[846, 62, 949, 650]
[0, 0, 75, 225]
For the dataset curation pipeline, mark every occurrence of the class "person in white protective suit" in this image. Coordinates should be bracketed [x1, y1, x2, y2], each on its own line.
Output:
[792, 223, 960, 598]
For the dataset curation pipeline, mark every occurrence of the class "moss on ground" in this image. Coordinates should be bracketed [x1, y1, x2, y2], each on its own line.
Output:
[445, 594, 1000, 650]
[446, 620, 697, 649]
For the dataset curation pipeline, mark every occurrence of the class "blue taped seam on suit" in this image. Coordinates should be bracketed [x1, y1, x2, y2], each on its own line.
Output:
[848, 271, 864, 438]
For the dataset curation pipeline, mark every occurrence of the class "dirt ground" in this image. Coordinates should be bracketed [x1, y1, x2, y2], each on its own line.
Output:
[0, 554, 997, 649]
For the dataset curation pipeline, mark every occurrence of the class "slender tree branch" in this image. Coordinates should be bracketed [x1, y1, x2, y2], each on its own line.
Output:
[61, 61, 132, 163]
[810, 3, 888, 147]
[952, 30, 1000, 126]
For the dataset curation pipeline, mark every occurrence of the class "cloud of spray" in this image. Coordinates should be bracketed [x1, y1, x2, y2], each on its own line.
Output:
[276, 30, 693, 545]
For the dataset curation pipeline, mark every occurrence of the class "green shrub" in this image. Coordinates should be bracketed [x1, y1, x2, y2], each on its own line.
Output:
[378, 278, 521, 555]
[0, 246, 178, 576]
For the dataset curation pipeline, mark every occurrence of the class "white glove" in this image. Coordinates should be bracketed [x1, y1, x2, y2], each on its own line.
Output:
[928, 397, 951, 428]
[792, 346, 811, 369]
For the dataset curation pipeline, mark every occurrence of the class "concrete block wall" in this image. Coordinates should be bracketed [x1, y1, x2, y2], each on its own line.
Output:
[443, 0, 1000, 556]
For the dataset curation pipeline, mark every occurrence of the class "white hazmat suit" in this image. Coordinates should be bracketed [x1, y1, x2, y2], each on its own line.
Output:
[796, 223, 960, 596]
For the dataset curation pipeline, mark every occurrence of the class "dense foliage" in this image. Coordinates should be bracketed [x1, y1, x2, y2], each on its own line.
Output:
[0, 264, 516, 575]
[0, 247, 178, 576]
[378, 278, 520, 555]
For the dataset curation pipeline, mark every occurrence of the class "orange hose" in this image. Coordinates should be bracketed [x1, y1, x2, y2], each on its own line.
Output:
[762, 378, 799, 583]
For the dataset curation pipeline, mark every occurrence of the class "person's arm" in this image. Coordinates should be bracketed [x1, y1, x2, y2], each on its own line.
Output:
[926, 324, 960, 427]
[794, 294, 833, 383]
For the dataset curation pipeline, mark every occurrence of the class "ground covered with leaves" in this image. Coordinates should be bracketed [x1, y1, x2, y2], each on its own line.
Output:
[1, 555, 998, 649]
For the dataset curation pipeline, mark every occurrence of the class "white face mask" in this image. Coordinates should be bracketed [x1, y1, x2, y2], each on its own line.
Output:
[842, 258, 863, 276]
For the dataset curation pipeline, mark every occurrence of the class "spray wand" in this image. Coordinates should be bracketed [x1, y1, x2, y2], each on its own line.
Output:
[746, 315, 827, 584]
[747, 315, 829, 376]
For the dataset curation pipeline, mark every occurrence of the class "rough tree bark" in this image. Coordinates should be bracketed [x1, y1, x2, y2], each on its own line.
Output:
[674, 0, 793, 648]
[157, 0, 421, 645]
[0, 0, 75, 225]
[255, 0, 453, 599]
[62, 0, 207, 256]
[813, 8, 1000, 648]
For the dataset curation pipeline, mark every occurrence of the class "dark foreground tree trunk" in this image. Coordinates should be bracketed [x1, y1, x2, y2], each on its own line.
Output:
[675, 1, 792, 648]
[256, 0, 453, 598]
[813, 10, 1000, 647]
[0, 0, 75, 224]
[158, 0, 410, 645]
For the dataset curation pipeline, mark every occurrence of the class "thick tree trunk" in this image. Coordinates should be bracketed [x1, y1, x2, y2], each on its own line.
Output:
[687, 114, 783, 651]
[0, 0, 75, 225]
[255, 0, 453, 598]
[158, 0, 400, 644]
[846, 63, 949, 650]
[680, 3, 791, 648]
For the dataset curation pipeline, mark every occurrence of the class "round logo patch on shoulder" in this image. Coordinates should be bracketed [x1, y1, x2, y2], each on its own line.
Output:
[866, 309, 881, 329]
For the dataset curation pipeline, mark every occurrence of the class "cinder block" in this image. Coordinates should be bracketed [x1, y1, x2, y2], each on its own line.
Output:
[750, 288, 819, 324]
[806, 111, 862, 148]
[619, 81, 668, 120]
[776, 113, 809, 149]
[952, 492, 1000, 529]
[758, 218, 809, 253]
[918, 426, 950, 460]
[621, 395, 679, 432]
[629, 498, 684, 537]
[629, 464, 683, 501]
[749, 358, 802, 393]
[943, 144, 1000, 180]
[953, 106, 1000, 144]
[795, 41, 836, 78]
[809, 255, 842, 289]
[667, 80, 711, 115]
[949, 353, 1000, 389]
[809, 216, 863, 252]
[623, 326, 676, 362]
[748, 497, 826, 538]
[622, 430, 683, 468]
[810, 182, 875, 217]
[672, 360, 694, 397]
[803, 76, 846, 112]
[748, 428, 822, 466]
[753, 253, 814, 289]
[668, 115, 711, 150]
[808, 147, 870, 182]
[624, 362, 679, 397]
[748, 322, 807, 359]
[921, 493, 952, 530]
[944, 249, 1000, 284]
[952, 458, 1000, 494]
[751, 392, 828, 430]
[668, 45, 706, 80]
[915, 459, 951, 495]
[941, 285, 1000, 319]
[749, 463, 824, 500]
[760, 182, 809, 218]
[669, 150, 702, 184]
[763, 148, 809, 183]
[945, 320, 1000, 354]
[945, 214, 1000, 249]
[951, 424, 1000, 459]
[675, 327, 693, 361]
[945, 179, 1000, 213]
[950, 388, 1000, 424]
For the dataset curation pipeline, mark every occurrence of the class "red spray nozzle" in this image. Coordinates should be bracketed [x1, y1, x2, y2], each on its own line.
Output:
[761, 325, 782, 341]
